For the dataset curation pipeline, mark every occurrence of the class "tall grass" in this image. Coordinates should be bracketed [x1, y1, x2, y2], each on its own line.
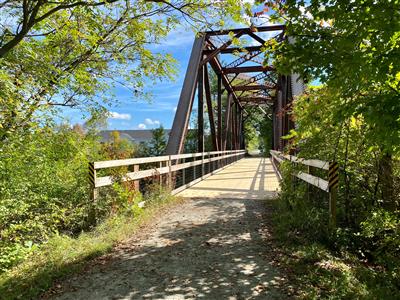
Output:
[0, 188, 182, 300]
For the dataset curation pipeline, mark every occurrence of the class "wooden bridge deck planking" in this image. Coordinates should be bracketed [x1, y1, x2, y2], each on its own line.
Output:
[177, 157, 280, 200]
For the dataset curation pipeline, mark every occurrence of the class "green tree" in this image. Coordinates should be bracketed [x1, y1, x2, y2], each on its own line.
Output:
[102, 130, 136, 159]
[264, 0, 400, 209]
[0, 0, 250, 141]
[149, 126, 167, 156]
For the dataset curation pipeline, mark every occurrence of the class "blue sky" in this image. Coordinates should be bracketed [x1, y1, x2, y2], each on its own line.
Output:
[60, 26, 196, 130]
[61, 2, 275, 130]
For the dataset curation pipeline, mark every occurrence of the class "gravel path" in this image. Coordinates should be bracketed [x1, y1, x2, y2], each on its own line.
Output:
[48, 197, 288, 300]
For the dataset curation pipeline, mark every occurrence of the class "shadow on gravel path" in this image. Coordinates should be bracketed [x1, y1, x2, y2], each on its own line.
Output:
[47, 198, 288, 300]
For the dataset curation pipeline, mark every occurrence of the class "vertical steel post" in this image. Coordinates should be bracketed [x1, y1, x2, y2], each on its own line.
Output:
[240, 110, 245, 149]
[198, 65, 204, 152]
[223, 93, 233, 151]
[217, 74, 222, 151]
[204, 64, 218, 151]
[236, 104, 240, 149]
[166, 35, 205, 155]
[229, 104, 234, 150]
[232, 103, 237, 150]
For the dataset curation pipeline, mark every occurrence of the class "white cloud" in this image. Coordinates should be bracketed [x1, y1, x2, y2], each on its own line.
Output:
[144, 118, 161, 126]
[173, 106, 177, 112]
[144, 118, 153, 125]
[152, 27, 194, 48]
[138, 123, 146, 129]
[108, 111, 131, 120]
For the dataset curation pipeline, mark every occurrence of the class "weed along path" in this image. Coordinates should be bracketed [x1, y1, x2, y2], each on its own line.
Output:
[48, 158, 287, 299]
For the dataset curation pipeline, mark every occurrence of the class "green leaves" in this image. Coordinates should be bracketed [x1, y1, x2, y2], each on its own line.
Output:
[148, 126, 167, 156]
[0, 0, 246, 140]
[268, 0, 400, 153]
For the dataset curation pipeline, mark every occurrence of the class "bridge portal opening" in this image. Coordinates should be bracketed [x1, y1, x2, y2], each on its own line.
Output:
[166, 25, 303, 155]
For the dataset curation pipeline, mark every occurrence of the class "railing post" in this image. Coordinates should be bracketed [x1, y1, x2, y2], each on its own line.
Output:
[201, 152, 204, 178]
[159, 161, 163, 190]
[89, 162, 97, 224]
[133, 164, 140, 191]
[182, 158, 186, 185]
[193, 155, 196, 181]
[89, 162, 97, 201]
[328, 162, 339, 227]
[208, 151, 211, 174]
[168, 155, 172, 190]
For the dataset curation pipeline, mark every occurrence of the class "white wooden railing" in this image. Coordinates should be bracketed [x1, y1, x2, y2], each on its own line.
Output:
[89, 150, 246, 199]
[270, 150, 339, 227]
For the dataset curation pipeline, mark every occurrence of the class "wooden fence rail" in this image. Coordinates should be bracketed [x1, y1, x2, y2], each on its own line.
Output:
[89, 150, 246, 200]
[270, 150, 339, 227]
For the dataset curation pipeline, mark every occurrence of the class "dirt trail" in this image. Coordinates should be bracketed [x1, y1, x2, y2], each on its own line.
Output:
[48, 197, 287, 300]
[48, 158, 287, 299]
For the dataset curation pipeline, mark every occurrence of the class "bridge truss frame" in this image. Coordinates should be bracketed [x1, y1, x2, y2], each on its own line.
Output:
[165, 25, 303, 155]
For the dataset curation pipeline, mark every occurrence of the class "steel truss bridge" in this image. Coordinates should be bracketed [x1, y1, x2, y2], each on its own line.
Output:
[89, 26, 339, 228]
[165, 25, 304, 155]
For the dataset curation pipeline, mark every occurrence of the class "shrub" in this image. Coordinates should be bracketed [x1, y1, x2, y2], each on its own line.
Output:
[0, 123, 138, 272]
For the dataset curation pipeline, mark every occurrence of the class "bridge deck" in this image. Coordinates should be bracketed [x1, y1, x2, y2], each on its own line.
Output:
[177, 157, 280, 199]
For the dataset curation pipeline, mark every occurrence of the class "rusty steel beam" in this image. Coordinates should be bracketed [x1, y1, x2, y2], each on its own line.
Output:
[208, 55, 243, 110]
[233, 84, 276, 91]
[231, 102, 236, 150]
[223, 93, 233, 150]
[228, 73, 241, 85]
[201, 30, 246, 66]
[247, 31, 266, 45]
[230, 106, 235, 150]
[223, 66, 275, 74]
[236, 105, 240, 149]
[240, 111, 245, 149]
[198, 65, 204, 152]
[243, 103, 272, 108]
[166, 35, 205, 155]
[167, 25, 290, 155]
[239, 96, 274, 102]
[204, 64, 218, 151]
[203, 46, 262, 54]
[224, 50, 263, 69]
[217, 74, 222, 151]
[205, 25, 285, 36]
[237, 72, 270, 87]
[249, 90, 274, 97]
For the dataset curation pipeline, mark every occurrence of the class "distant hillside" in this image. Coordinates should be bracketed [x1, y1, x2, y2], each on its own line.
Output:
[99, 129, 171, 144]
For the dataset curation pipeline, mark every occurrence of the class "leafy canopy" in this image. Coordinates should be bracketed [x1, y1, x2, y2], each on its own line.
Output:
[0, 0, 250, 140]
[264, 0, 400, 153]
